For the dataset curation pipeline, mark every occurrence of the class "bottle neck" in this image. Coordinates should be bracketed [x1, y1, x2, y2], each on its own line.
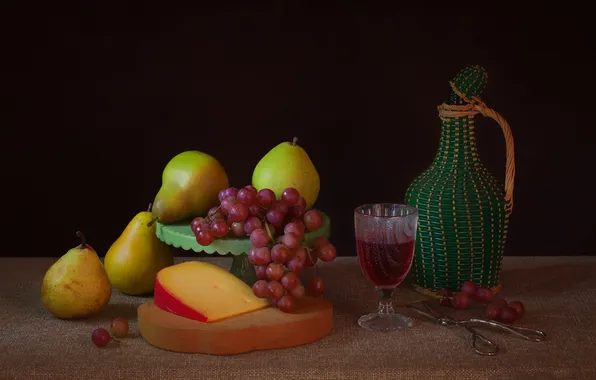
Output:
[432, 114, 480, 167]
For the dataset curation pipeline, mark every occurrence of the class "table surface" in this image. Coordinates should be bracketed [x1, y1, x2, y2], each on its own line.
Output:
[2, 256, 595, 380]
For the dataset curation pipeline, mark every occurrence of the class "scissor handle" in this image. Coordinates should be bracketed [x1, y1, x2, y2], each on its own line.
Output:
[463, 326, 499, 356]
[461, 318, 547, 342]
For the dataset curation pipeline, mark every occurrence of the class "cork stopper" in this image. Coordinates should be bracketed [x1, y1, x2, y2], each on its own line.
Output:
[450, 65, 488, 102]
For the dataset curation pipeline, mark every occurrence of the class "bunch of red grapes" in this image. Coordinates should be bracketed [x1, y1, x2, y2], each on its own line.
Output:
[436, 281, 526, 324]
[190, 185, 337, 313]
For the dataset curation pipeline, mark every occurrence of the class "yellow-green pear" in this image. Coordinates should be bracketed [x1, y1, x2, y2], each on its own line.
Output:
[153, 150, 229, 224]
[41, 232, 111, 319]
[104, 204, 174, 295]
[252, 137, 320, 208]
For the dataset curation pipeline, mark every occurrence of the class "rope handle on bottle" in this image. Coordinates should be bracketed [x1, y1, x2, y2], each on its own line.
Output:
[436, 82, 515, 216]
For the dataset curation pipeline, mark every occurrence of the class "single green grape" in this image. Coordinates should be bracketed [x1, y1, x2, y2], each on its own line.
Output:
[110, 317, 129, 338]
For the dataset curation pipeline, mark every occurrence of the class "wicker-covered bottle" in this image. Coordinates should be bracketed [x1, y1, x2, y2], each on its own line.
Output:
[405, 65, 516, 294]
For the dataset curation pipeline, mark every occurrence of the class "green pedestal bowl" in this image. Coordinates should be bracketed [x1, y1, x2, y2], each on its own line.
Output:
[155, 211, 331, 285]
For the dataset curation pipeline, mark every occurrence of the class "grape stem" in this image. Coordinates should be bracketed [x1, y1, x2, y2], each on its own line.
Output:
[301, 242, 320, 278]
[264, 222, 275, 244]
[76, 231, 87, 248]
[292, 137, 298, 146]
[305, 246, 317, 268]
[147, 217, 159, 227]
[207, 205, 222, 221]
[301, 237, 318, 268]
[147, 203, 153, 212]
[110, 335, 122, 343]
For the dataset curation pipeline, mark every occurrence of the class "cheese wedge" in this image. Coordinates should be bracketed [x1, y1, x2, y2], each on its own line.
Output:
[154, 261, 269, 322]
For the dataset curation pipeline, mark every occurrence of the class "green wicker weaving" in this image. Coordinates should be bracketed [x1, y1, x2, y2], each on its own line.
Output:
[405, 65, 516, 295]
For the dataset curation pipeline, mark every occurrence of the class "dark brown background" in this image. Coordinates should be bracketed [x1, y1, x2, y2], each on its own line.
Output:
[2, 3, 594, 258]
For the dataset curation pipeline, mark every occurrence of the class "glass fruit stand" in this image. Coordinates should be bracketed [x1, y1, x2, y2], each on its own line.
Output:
[154, 213, 331, 285]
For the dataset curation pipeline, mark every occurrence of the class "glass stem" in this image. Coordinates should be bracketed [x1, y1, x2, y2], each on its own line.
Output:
[377, 288, 395, 316]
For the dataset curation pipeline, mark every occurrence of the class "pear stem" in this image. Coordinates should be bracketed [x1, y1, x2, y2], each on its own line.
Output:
[76, 231, 87, 248]
[292, 137, 298, 146]
[147, 217, 159, 227]
[147, 203, 153, 212]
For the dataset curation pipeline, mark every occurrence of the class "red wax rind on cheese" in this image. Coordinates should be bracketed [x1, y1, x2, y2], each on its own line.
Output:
[154, 276, 208, 322]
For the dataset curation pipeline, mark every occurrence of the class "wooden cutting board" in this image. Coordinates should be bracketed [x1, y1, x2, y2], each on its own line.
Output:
[137, 296, 333, 355]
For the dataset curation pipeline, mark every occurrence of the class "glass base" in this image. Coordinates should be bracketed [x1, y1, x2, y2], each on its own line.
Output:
[357, 312, 413, 332]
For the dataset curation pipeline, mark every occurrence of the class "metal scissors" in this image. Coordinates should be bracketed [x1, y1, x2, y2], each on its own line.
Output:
[407, 302, 547, 356]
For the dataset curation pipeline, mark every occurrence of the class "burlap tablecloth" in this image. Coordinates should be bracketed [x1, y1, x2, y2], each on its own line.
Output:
[1, 256, 595, 380]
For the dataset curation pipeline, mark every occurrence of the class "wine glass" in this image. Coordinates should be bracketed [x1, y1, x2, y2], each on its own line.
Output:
[354, 203, 418, 332]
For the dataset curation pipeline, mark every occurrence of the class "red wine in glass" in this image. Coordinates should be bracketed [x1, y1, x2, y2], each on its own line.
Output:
[356, 239, 415, 288]
[354, 203, 418, 332]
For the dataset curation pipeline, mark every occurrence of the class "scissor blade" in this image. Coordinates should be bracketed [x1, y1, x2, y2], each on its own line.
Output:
[407, 304, 441, 323]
